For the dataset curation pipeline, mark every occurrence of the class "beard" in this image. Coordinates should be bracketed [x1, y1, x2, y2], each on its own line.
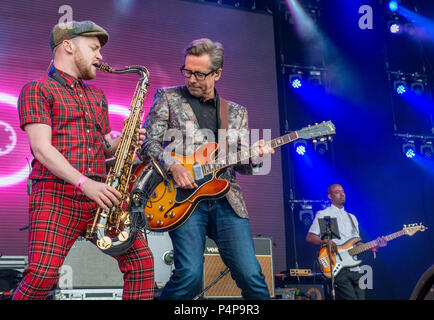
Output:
[74, 49, 96, 80]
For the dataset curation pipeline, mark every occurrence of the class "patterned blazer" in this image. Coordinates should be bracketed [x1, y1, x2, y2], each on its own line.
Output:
[144, 86, 260, 219]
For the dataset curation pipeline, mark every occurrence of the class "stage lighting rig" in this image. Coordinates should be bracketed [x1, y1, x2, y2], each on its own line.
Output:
[308, 70, 322, 86]
[289, 69, 304, 89]
[395, 133, 434, 160]
[313, 140, 328, 155]
[410, 74, 427, 95]
[285, 65, 326, 89]
[420, 141, 433, 160]
[294, 139, 307, 156]
[388, 1, 399, 12]
[402, 140, 416, 159]
[299, 203, 314, 227]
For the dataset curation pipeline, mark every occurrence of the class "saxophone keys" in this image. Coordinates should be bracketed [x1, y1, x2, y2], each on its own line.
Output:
[97, 236, 112, 250]
[124, 216, 131, 226]
[118, 231, 129, 242]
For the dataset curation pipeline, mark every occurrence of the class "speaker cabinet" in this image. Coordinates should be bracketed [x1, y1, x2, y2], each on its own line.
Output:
[202, 237, 274, 298]
[60, 239, 123, 289]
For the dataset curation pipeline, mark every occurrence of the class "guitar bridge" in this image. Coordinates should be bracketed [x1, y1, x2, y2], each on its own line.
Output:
[192, 162, 204, 180]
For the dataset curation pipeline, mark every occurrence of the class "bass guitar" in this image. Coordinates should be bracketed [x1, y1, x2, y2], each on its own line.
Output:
[318, 223, 426, 278]
[133, 121, 336, 232]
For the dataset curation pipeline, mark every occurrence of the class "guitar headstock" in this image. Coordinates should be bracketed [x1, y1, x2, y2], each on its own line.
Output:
[403, 223, 427, 236]
[297, 121, 336, 141]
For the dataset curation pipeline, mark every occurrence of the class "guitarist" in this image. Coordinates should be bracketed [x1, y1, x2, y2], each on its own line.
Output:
[306, 184, 387, 300]
[143, 38, 274, 299]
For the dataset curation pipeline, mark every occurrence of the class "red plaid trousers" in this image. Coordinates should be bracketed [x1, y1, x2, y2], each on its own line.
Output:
[13, 181, 154, 300]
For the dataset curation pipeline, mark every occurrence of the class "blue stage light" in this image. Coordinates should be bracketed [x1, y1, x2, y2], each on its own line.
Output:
[396, 84, 406, 95]
[402, 141, 416, 159]
[388, 1, 399, 12]
[390, 23, 400, 34]
[296, 144, 306, 155]
[291, 78, 302, 89]
[405, 148, 415, 158]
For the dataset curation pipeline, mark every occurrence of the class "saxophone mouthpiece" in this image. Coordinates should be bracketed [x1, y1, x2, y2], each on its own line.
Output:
[94, 62, 114, 73]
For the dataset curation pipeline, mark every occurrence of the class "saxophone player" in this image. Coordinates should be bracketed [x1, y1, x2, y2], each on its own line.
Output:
[14, 20, 154, 300]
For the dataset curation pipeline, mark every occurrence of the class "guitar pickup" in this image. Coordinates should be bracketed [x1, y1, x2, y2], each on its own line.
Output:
[192, 162, 204, 180]
[319, 257, 329, 268]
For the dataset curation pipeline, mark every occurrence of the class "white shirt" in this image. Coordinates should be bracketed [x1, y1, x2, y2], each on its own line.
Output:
[309, 205, 361, 272]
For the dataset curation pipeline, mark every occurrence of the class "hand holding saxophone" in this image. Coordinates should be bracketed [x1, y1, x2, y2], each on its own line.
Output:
[80, 178, 122, 211]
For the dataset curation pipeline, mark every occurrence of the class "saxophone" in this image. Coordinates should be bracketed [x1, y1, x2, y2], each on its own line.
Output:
[86, 63, 150, 256]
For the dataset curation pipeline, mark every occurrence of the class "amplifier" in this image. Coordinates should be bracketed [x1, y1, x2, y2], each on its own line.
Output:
[202, 237, 274, 298]
[60, 233, 174, 290]
[60, 239, 123, 289]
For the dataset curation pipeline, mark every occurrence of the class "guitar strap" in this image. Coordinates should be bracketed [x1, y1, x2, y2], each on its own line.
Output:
[346, 212, 360, 238]
[218, 98, 229, 164]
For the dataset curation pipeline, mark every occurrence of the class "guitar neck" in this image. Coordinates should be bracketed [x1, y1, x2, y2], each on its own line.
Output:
[348, 230, 405, 256]
[202, 132, 299, 175]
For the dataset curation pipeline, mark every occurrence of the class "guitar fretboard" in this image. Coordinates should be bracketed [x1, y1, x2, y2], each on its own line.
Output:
[201, 132, 298, 175]
[348, 230, 405, 256]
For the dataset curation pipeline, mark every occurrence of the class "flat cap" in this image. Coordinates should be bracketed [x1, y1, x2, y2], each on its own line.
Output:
[49, 20, 109, 51]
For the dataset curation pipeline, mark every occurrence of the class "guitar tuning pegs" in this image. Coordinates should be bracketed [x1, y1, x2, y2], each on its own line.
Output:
[313, 139, 317, 144]
[403, 224, 407, 228]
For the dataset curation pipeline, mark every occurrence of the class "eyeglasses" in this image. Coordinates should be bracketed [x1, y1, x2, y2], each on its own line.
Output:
[180, 66, 216, 81]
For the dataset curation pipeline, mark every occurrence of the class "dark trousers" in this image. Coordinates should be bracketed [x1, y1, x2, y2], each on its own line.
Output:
[333, 268, 366, 300]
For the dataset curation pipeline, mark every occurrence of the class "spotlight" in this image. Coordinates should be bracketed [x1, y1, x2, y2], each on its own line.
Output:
[396, 84, 406, 95]
[289, 71, 304, 89]
[291, 77, 303, 89]
[313, 140, 328, 155]
[388, 1, 399, 12]
[411, 78, 425, 95]
[308, 70, 322, 86]
[294, 140, 307, 156]
[389, 23, 401, 34]
[299, 203, 314, 227]
[402, 140, 416, 159]
[420, 141, 433, 159]
[393, 80, 407, 95]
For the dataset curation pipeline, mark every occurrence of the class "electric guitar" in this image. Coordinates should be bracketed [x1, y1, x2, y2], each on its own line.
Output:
[318, 223, 426, 278]
[134, 121, 335, 232]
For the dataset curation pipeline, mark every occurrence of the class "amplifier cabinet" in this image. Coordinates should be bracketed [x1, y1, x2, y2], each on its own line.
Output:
[203, 237, 274, 298]
[60, 240, 123, 289]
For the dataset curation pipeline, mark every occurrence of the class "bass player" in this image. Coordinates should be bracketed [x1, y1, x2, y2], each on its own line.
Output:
[306, 183, 387, 300]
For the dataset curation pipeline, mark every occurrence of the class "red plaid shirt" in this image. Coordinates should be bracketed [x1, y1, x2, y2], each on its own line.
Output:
[18, 67, 110, 180]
